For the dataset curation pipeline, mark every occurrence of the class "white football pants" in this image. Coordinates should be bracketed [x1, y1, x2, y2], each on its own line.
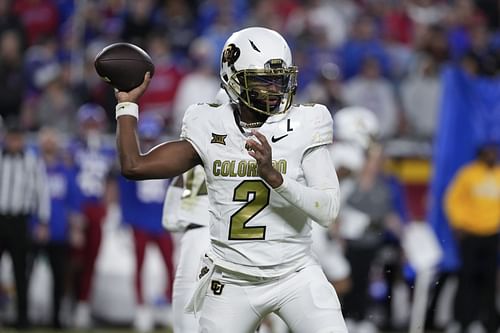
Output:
[172, 226, 210, 333]
[198, 264, 348, 333]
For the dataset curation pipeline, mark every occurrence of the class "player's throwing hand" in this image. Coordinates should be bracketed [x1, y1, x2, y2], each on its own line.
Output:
[115, 72, 151, 104]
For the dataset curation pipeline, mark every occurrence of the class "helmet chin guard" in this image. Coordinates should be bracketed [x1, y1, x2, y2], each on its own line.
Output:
[220, 27, 298, 116]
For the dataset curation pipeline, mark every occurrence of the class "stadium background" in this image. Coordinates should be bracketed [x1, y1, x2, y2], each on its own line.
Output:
[1, 0, 500, 332]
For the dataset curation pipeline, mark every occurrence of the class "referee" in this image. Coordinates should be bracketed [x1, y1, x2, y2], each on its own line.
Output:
[0, 120, 50, 329]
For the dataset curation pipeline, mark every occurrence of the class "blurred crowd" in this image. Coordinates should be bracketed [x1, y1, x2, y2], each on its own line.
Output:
[0, 0, 500, 332]
[2, 0, 500, 139]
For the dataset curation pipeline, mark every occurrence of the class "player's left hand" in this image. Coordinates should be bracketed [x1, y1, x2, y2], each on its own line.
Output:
[246, 130, 283, 188]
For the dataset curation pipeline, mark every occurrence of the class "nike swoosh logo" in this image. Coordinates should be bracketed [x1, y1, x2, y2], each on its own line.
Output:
[271, 134, 288, 143]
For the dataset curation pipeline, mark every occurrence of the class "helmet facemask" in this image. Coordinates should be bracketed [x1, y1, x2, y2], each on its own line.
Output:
[227, 60, 298, 116]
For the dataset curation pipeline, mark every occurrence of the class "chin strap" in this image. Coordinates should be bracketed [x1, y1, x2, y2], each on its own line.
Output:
[232, 104, 264, 134]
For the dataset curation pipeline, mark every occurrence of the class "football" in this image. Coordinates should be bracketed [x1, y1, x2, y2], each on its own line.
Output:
[94, 42, 155, 92]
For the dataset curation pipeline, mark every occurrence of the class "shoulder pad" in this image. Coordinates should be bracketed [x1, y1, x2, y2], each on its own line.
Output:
[300, 103, 333, 151]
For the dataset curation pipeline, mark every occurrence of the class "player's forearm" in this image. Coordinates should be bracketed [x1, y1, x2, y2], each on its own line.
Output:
[116, 114, 143, 179]
[116, 103, 202, 180]
[274, 177, 340, 226]
[273, 146, 340, 226]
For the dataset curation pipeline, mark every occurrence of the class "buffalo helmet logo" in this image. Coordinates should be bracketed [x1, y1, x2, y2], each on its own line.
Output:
[222, 43, 240, 66]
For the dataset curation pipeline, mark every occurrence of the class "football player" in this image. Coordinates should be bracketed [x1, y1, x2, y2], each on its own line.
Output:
[114, 27, 347, 333]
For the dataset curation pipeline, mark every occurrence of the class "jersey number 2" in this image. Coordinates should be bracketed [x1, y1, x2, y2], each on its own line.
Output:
[229, 180, 269, 240]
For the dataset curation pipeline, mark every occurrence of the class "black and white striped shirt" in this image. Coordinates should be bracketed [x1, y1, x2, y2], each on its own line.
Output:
[0, 150, 50, 221]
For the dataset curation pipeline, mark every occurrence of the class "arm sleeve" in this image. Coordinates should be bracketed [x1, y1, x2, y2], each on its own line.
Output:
[274, 145, 340, 227]
[162, 181, 184, 232]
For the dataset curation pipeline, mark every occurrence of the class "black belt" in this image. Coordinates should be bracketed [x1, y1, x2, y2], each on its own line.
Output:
[185, 223, 205, 231]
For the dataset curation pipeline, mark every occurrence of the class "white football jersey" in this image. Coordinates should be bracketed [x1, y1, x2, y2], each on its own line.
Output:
[181, 102, 333, 277]
[178, 165, 209, 227]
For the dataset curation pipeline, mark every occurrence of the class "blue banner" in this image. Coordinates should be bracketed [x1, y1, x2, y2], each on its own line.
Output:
[429, 66, 500, 271]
